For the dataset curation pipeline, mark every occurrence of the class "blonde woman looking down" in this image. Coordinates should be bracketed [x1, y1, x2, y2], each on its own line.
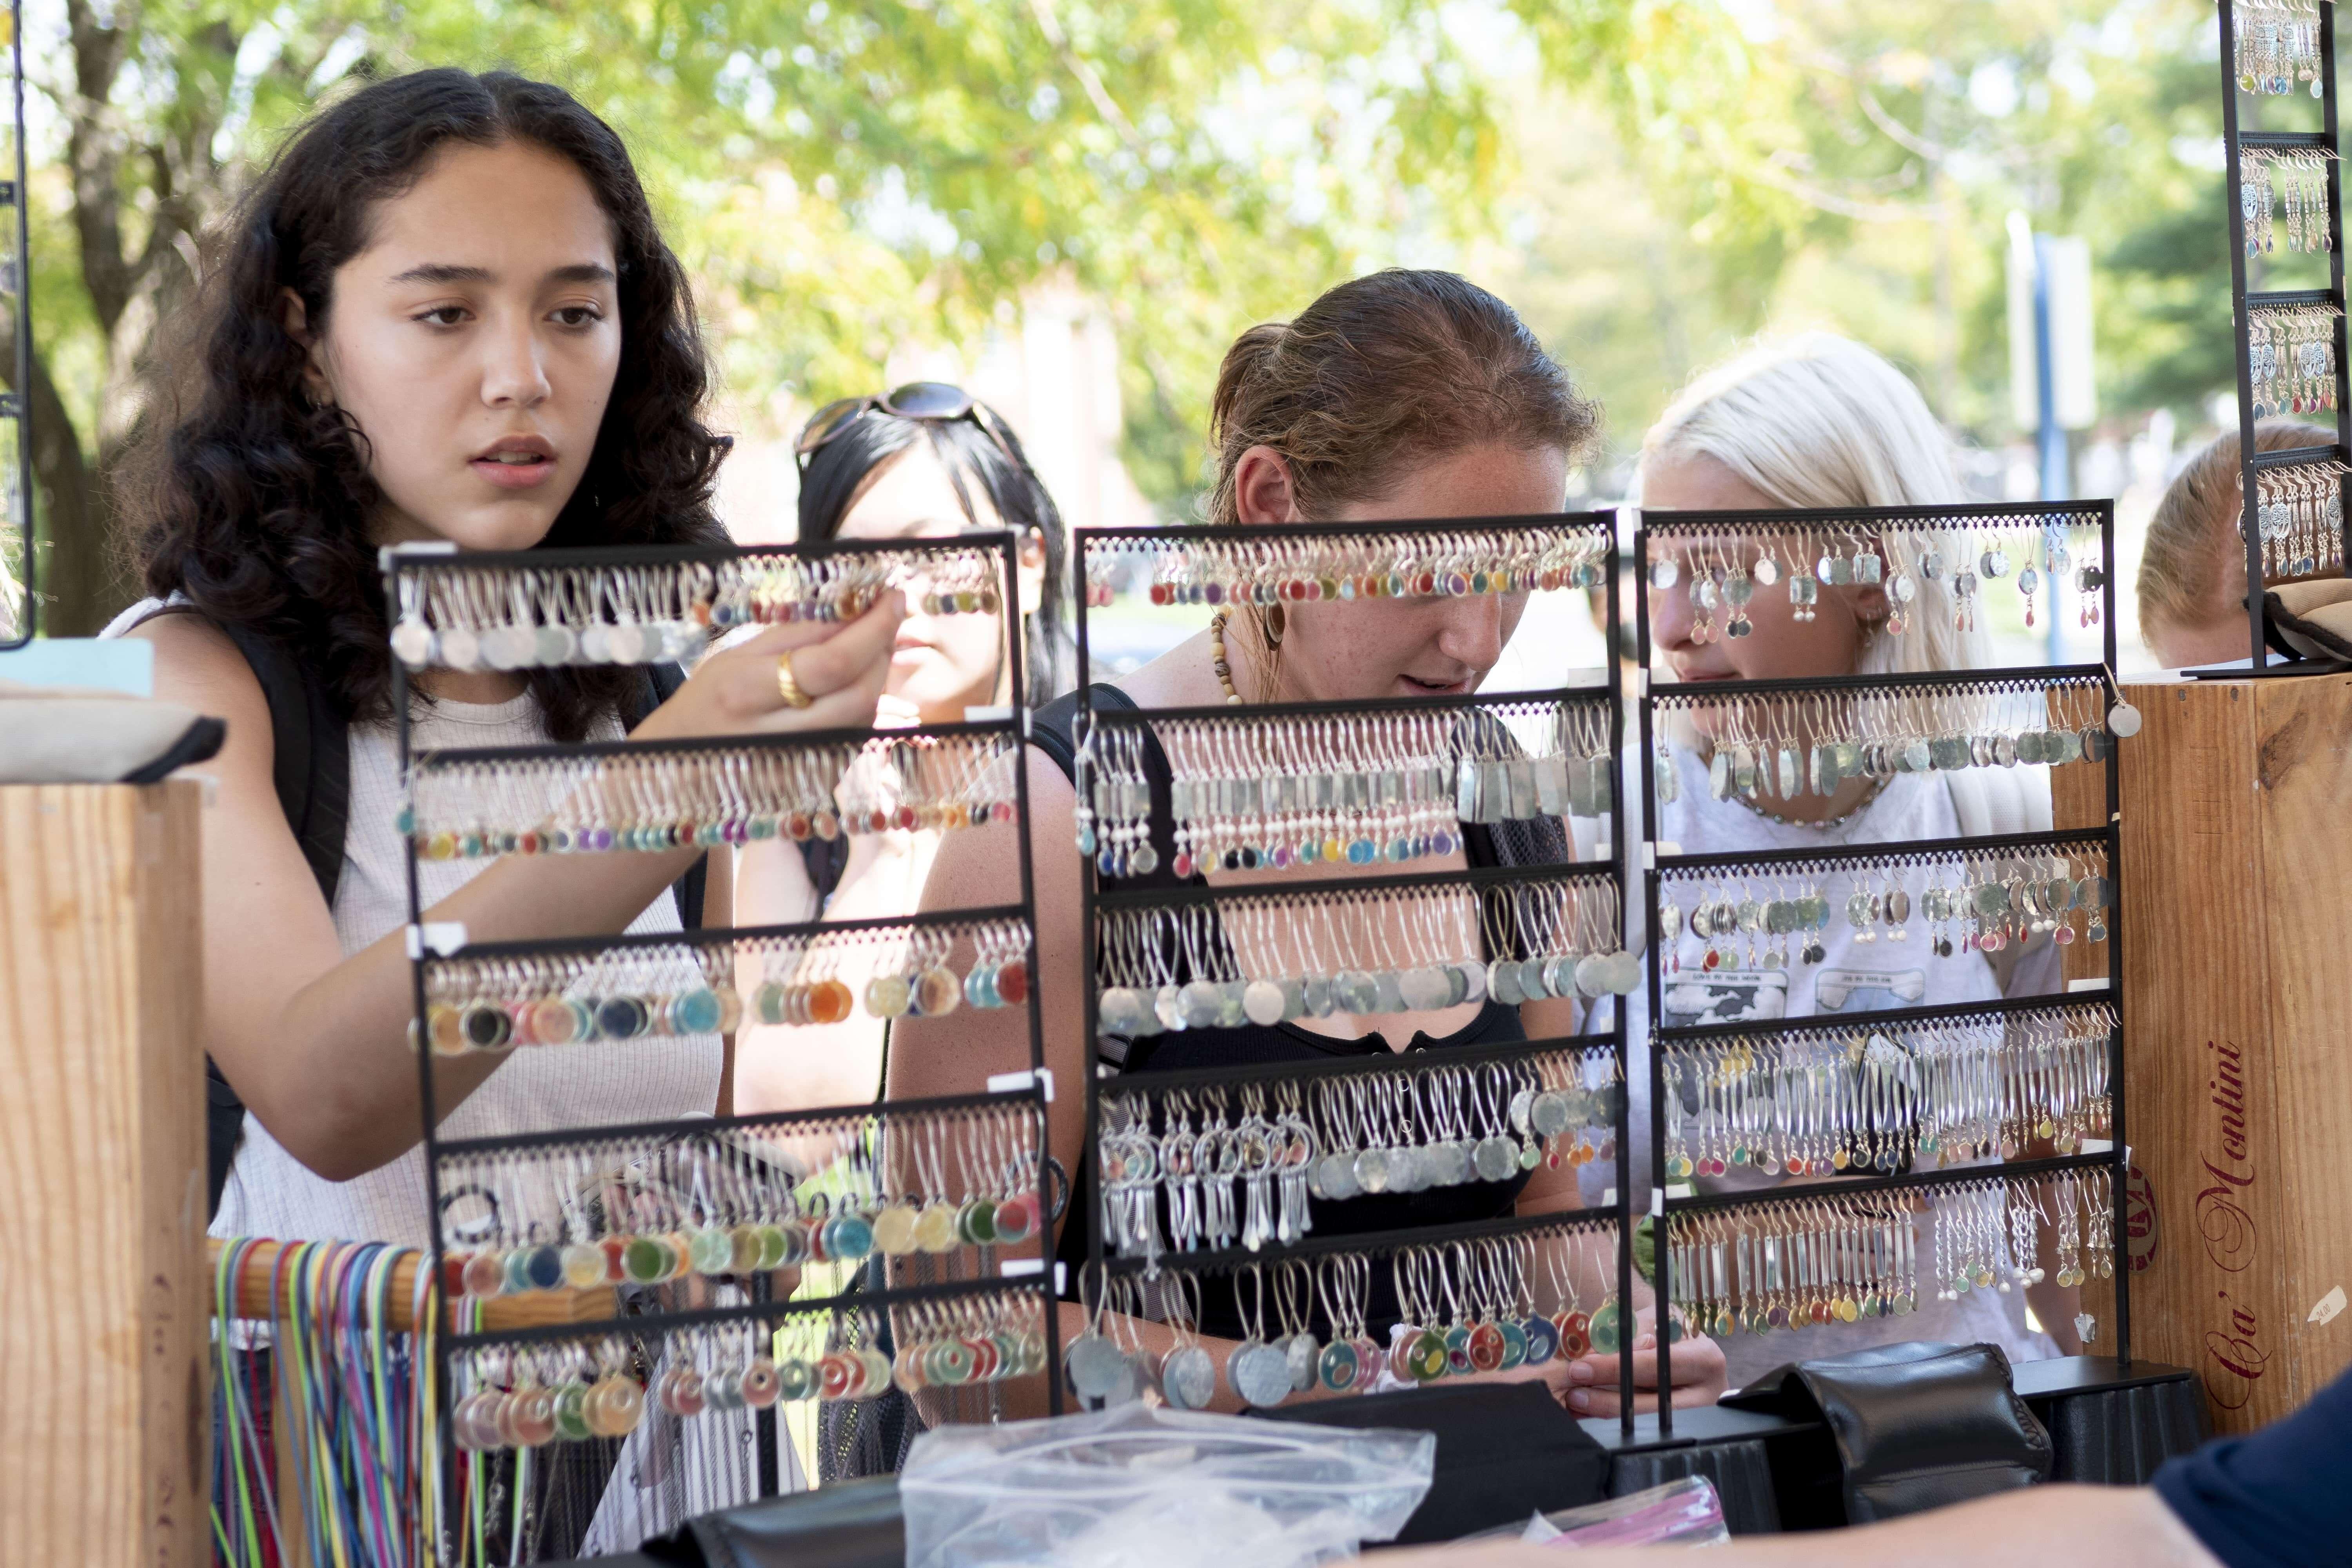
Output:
[1625, 332, 2069, 1387]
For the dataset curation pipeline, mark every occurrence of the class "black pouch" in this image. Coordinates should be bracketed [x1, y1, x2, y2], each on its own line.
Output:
[1726, 1341, 2051, 1524]
[1256, 1381, 1608, 1544]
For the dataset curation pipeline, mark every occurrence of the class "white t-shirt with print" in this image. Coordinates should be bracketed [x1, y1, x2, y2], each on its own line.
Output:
[1581, 745, 2056, 1386]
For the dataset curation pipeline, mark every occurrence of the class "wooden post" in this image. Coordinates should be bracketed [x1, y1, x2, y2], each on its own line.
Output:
[0, 784, 208, 1564]
[2107, 677, 2352, 1433]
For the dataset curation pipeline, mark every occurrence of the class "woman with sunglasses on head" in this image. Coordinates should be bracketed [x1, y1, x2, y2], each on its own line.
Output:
[109, 69, 900, 1266]
[729, 384, 1068, 1116]
[886, 269, 1731, 1423]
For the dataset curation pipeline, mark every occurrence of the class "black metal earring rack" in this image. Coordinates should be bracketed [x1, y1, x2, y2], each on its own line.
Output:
[381, 531, 1063, 1528]
[1633, 499, 2130, 1441]
[1069, 511, 1648, 1430]
[2219, 0, 2352, 667]
[0, 0, 32, 650]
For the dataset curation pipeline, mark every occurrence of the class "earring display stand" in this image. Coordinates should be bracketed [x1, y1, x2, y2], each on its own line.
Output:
[1631, 499, 2136, 1443]
[1, 0, 33, 648]
[382, 533, 1062, 1554]
[1068, 513, 1649, 1429]
[2217, 0, 2352, 670]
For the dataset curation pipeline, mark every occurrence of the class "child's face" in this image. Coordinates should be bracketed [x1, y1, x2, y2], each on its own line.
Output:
[296, 138, 622, 552]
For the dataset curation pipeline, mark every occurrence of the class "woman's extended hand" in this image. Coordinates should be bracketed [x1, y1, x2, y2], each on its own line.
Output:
[1550, 1307, 1728, 1417]
[634, 590, 904, 741]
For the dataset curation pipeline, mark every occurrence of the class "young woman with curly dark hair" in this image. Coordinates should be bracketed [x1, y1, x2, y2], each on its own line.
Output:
[113, 69, 902, 1252]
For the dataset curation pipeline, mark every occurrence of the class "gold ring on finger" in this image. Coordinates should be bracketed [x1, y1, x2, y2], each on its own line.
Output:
[776, 652, 814, 709]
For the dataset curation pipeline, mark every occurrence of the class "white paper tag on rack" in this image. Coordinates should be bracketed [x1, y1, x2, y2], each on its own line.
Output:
[987, 1067, 1055, 1103]
[1000, 1258, 1065, 1292]
[405, 922, 468, 958]
[377, 541, 457, 570]
[963, 704, 1013, 724]
[2066, 977, 2111, 993]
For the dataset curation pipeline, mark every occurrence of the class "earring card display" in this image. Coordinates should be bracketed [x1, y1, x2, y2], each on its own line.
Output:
[2220, 2, 2352, 665]
[1069, 1213, 1625, 1408]
[381, 532, 1060, 1543]
[1069, 512, 1647, 1426]
[1634, 499, 2131, 1439]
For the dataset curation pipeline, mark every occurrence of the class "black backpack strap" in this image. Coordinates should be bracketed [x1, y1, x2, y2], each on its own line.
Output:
[638, 664, 707, 929]
[1031, 684, 1192, 895]
[167, 614, 351, 1221]
[211, 620, 350, 906]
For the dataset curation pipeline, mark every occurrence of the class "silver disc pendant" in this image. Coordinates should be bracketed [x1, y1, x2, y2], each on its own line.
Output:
[1162, 1346, 1217, 1410]
[1399, 965, 1450, 1010]
[1067, 1334, 1128, 1401]
[1286, 1333, 1321, 1392]
[1425, 1142, 1468, 1187]
[1608, 951, 1642, 995]
[1301, 976, 1336, 1017]
[436, 626, 481, 671]
[391, 618, 435, 669]
[535, 624, 579, 666]
[1573, 953, 1609, 998]
[1474, 1135, 1517, 1183]
[1232, 1342, 1293, 1408]
[1529, 1092, 1571, 1138]
[1242, 980, 1287, 1027]
[1318, 1152, 1362, 1200]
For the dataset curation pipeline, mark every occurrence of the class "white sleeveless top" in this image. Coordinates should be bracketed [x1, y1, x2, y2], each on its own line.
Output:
[107, 600, 728, 1248]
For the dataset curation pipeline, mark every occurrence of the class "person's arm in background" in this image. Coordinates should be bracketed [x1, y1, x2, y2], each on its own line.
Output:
[1392, 1357, 2352, 1568]
[1381, 1486, 2216, 1568]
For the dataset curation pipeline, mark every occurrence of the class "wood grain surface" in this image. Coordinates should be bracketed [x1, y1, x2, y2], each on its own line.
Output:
[2112, 678, 2352, 1432]
[0, 784, 207, 1564]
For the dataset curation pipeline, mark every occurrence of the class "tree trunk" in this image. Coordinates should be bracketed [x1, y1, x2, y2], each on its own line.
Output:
[0, 328, 114, 637]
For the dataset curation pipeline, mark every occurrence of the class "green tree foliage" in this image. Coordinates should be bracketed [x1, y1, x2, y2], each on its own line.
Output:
[22, 0, 1511, 632]
[1502, 0, 2239, 454]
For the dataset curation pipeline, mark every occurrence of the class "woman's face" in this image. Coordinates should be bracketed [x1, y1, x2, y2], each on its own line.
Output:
[298, 139, 622, 552]
[833, 443, 1034, 716]
[1257, 441, 1568, 701]
[1642, 453, 1884, 683]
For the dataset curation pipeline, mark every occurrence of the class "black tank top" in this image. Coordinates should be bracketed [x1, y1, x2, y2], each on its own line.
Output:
[1033, 684, 1571, 1339]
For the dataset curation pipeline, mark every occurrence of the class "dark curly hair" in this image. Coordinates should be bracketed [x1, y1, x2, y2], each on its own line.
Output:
[124, 68, 727, 741]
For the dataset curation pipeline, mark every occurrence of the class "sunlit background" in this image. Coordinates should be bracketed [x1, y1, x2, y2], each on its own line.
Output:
[19, 0, 2276, 672]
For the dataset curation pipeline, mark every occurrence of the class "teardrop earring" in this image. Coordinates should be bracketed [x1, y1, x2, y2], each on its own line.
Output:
[1261, 603, 1286, 647]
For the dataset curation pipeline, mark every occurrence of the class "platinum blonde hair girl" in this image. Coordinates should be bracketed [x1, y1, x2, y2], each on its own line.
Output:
[1639, 332, 1991, 675]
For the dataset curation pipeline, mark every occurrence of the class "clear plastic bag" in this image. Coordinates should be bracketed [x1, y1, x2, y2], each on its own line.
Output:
[1518, 1477, 1730, 1549]
[899, 1402, 1435, 1568]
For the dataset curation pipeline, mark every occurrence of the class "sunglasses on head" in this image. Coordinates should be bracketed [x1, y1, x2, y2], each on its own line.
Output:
[795, 382, 1018, 468]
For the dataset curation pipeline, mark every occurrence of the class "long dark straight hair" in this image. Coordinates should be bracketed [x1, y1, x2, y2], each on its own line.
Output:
[797, 410, 1069, 704]
[124, 68, 729, 740]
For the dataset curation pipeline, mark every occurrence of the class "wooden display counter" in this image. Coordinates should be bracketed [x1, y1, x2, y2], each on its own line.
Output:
[0, 783, 207, 1564]
[2106, 675, 2352, 1433]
